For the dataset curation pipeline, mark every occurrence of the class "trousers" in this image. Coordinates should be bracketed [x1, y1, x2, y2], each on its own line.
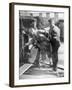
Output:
[50, 39, 60, 69]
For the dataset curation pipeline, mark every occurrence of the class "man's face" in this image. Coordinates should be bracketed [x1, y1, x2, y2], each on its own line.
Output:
[48, 19, 54, 26]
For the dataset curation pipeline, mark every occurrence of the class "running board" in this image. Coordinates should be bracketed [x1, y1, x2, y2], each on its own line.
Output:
[19, 64, 33, 76]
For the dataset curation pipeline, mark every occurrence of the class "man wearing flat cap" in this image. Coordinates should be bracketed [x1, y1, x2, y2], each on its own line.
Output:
[48, 18, 60, 71]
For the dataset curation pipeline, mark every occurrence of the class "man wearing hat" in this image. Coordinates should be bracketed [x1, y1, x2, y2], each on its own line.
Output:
[48, 18, 60, 71]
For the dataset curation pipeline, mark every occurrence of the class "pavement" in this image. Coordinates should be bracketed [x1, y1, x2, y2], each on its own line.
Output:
[19, 43, 64, 79]
[19, 64, 64, 79]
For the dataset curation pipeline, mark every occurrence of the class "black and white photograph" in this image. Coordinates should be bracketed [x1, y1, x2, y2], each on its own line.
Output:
[19, 11, 64, 79]
[9, 3, 70, 87]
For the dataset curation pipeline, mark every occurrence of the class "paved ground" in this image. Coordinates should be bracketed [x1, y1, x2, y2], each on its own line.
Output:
[19, 43, 64, 79]
[19, 64, 64, 79]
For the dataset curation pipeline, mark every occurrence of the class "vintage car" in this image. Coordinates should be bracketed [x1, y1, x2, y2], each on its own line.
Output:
[19, 16, 51, 66]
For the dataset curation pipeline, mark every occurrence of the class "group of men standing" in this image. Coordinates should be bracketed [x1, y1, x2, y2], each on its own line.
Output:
[23, 17, 60, 72]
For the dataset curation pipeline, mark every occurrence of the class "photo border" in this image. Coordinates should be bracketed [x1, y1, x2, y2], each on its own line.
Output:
[9, 2, 70, 87]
